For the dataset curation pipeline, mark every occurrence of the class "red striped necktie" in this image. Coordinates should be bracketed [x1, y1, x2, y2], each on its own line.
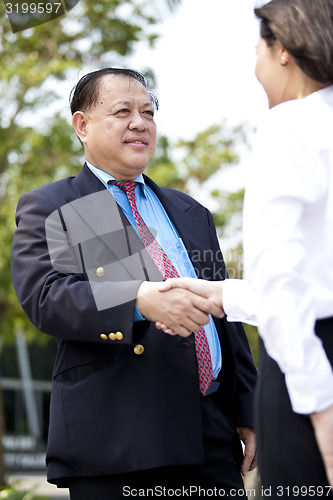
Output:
[110, 179, 213, 395]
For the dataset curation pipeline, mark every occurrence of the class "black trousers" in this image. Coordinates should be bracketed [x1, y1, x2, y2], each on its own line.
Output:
[68, 393, 245, 499]
[255, 317, 333, 499]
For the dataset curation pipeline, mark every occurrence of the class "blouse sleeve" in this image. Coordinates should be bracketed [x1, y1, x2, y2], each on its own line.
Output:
[223, 279, 259, 327]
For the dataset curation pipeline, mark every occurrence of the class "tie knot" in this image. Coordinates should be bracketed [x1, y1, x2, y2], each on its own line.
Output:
[110, 180, 137, 194]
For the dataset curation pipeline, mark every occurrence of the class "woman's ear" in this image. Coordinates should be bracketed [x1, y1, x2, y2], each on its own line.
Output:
[72, 111, 89, 143]
[280, 48, 291, 66]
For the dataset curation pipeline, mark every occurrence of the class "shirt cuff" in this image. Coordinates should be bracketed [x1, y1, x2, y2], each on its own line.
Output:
[223, 279, 259, 326]
[134, 306, 146, 322]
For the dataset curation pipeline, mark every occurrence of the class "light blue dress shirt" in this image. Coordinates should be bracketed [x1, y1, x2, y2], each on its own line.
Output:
[86, 162, 222, 378]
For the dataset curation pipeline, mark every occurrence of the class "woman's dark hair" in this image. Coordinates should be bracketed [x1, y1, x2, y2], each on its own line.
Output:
[254, 0, 333, 84]
[70, 68, 159, 115]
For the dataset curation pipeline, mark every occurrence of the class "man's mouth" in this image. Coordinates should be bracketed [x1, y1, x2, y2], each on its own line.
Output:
[125, 138, 147, 145]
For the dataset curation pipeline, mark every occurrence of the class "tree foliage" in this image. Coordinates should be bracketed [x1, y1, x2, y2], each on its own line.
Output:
[147, 122, 252, 188]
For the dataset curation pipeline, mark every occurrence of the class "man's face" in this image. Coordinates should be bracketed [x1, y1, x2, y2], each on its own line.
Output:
[74, 75, 157, 180]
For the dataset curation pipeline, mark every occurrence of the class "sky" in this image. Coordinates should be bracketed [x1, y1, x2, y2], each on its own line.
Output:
[127, 0, 269, 141]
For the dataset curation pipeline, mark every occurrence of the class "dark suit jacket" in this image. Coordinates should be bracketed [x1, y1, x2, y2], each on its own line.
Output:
[11, 164, 257, 486]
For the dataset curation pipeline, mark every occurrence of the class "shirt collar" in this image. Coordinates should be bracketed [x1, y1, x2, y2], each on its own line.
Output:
[86, 161, 147, 197]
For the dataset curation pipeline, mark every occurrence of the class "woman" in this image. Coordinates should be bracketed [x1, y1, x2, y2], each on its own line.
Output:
[157, 0, 333, 493]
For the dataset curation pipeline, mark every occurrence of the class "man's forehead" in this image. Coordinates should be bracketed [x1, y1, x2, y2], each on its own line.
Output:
[98, 74, 149, 98]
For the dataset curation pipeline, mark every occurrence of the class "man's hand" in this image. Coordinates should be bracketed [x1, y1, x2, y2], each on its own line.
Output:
[154, 278, 224, 334]
[236, 426, 257, 477]
[159, 277, 224, 307]
[136, 281, 224, 338]
[310, 404, 333, 489]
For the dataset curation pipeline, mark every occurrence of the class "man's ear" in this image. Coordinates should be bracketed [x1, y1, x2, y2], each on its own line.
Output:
[72, 111, 89, 143]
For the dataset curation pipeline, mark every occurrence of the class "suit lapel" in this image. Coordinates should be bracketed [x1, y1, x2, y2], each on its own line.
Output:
[144, 175, 192, 244]
[70, 163, 105, 199]
[64, 168, 131, 266]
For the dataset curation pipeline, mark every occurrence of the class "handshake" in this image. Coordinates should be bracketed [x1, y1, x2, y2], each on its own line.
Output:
[136, 278, 225, 338]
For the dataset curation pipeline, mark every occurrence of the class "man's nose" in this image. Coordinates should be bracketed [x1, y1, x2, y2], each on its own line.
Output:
[129, 111, 148, 131]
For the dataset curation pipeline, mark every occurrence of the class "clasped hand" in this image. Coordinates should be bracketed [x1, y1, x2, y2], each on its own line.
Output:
[136, 278, 224, 337]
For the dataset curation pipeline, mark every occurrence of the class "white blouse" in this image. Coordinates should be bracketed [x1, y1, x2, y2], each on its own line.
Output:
[223, 87, 333, 415]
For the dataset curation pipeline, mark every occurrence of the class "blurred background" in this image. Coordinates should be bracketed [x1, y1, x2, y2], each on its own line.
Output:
[0, 0, 265, 495]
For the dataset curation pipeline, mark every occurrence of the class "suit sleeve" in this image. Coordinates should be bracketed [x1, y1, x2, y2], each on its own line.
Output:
[11, 190, 143, 343]
[232, 321, 257, 427]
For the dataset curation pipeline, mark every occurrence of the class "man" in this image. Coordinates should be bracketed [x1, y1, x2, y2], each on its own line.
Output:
[11, 68, 257, 499]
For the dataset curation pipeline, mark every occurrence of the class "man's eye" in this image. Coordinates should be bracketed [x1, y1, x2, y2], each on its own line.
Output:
[143, 110, 154, 118]
[116, 109, 130, 114]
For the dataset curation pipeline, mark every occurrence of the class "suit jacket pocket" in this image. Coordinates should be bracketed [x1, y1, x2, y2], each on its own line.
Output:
[54, 361, 111, 382]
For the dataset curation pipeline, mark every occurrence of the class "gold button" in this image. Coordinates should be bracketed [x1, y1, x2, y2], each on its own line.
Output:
[134, 344, 144, 355]
[109, 333, 116, 340]
[100, 334, 108, 340]
[96, 267, 105, 277]
[115, 331, 123, 340]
